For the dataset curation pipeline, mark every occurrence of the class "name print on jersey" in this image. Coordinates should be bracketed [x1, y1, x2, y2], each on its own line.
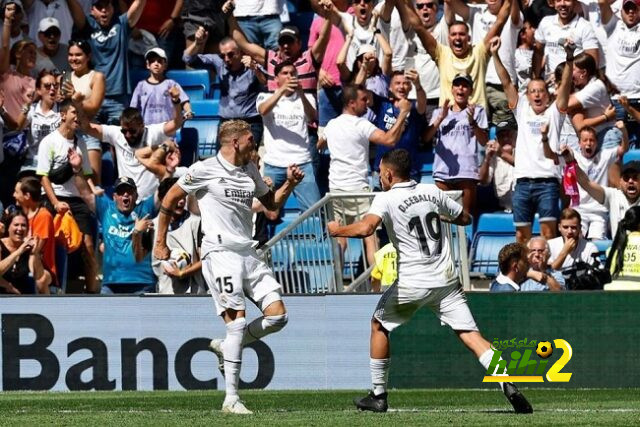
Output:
[224, 188, 253, 207]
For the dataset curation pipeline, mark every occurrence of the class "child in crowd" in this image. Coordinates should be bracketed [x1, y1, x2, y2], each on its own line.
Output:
[130, 48, 193, 125]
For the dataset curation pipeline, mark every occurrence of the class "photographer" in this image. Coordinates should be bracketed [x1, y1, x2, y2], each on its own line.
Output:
[605, 206, 640, 290]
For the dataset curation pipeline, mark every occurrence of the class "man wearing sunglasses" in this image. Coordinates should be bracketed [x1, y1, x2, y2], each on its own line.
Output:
[35, 17, 70, 75]
[184, 27, 266, 145]
[79, 86, 184, 200]
[396, 0, 512, 111]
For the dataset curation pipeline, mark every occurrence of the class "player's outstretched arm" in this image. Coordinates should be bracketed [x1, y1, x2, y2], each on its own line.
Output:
[328, 214, 382, 238]
[154, 183, 189, 260]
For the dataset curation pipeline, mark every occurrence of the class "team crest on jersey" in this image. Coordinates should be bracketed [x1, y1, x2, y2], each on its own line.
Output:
[183, 173, 193, 185]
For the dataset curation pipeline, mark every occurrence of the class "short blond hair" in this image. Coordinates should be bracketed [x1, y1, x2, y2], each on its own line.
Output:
[219, 120, 251, 146]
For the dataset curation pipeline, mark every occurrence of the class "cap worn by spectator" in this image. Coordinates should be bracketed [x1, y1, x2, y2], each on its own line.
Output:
[453, 73, 474, 87]
[2, 0, 23, 10]
[278, 26, 300, 44]
[38, 17, 60, 33]
[495, 117, 518, 133]
[622, 160, 640, 175]
[357, 44, 376, 57]
[115, 176, 137, 192]
[145, 47, 167, 61]
[622, 0, 640, 7]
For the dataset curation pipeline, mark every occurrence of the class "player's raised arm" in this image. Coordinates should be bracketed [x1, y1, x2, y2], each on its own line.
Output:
[328, 214, 382, 238]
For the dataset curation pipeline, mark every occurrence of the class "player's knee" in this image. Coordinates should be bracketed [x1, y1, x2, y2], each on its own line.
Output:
[264, 313, 288, 333]
[226, 316, 247, 334]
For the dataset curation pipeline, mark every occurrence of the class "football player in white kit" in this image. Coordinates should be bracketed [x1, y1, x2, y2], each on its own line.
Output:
[328, 149, 532, 414]
[154, 120, 304, 414]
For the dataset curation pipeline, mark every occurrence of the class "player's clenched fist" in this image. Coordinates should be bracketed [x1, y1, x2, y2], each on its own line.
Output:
[286, 164, 305, 184]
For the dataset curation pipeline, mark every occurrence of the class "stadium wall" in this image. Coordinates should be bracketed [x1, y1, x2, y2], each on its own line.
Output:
[0, 292, 638, 391]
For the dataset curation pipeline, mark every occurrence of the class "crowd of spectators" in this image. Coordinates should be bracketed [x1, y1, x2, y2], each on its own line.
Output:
[0, 0, 639, 295]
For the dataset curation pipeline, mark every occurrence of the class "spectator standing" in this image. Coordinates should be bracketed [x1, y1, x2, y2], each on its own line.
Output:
[130, 47, 191, 125]
[80, 87, 184, 200]
[322, 84, 410, 271]
[560, 152, 640, 237]
[64, 39, 105, 183]
[18, 70, 61, 173]
[34, 17, 70, 75]
[425, 73, 488, 216]
[514, 20, 535, 94]
[36, 100, 98, 293]
[396, 0, 512, 110]
[479, 117, 516, 212]
[372, 70, 426, 185]
[568, 52, 620, 149]
[491, 37, 575, 242]
[520, 236, 565, 291]
[257, 61, 320, 211]
[233, 0, 282, 50]
[67, 0, 147, 125]
[183, 30, 265, 144]
[81, 175, 158, 294]
[125, 0, 183, 68]
[0, 0, 28, 48]
[601, 0, 640, 148]
[447, 0, 522, 123]
[0, 211, 50, 294]
[548, 208, 599, 271]
[490, 242, 529, 292]
[26, 0, 74, 45]
[182, 0, 225, 54]
[532, 0, 599, 79]
[226, 0, 335, 94]
[12, 176, 56, 291]
[337, 32, 392, 97]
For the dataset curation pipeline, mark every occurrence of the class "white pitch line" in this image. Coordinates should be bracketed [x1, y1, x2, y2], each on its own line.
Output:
[387, 408, 638, 413]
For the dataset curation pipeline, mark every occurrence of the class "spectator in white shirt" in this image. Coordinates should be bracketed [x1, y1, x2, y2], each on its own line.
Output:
[600, 0, 640, 148]
[548, 208, 599, 271]
[568, 52, 621, 150]
[491, 37, 575, 243]
[257, 61, 320, 211]
[321, 83, 410, 270]
[479, 117, 516, 212]
[532, 0, 599, 79]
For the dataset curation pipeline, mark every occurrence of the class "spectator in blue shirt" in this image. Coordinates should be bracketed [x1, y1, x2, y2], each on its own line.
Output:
[77, 174, 159, 294]
[520, 237, 565, 291]
[372, 70, 427, 186]
[184, 27, 266, 144]
[68, 0, 147, 125]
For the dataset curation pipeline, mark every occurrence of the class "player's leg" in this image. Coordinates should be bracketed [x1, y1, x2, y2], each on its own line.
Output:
[354, 284, 419, 412]
[202, 253, 252, 414]
[241, 250, 288, 346]
[429, 285, 533, 414]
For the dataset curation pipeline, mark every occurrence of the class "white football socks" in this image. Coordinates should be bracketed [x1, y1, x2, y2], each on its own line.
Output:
[479, 348, 507, 392]
[223, 317, 246, 400]
[370, 358, 390, 396]
[241, 314, 288, 346]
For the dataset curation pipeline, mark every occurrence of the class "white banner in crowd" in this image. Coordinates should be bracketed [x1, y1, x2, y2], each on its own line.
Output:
[0, 295, 376, 391]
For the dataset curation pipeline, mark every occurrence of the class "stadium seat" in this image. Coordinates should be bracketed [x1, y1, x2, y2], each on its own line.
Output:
[167, 69, 210, 100]
[471, 213, 517, 276]
[178, 117, 221, 159]
[190, 99, 220, 117]
[101, 150, 115, 188]
[283, 194, 300, 213]
[623, 150, 640, 164]
[592, 239, 612, 263]
[476, 212, 515, 234]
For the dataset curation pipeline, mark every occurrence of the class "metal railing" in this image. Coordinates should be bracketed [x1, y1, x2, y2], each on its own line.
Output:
[259, 191, 470, 294]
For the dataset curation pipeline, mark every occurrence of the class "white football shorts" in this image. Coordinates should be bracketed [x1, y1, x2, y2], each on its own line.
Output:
[202, 248, 282, 315]
[373, 282, 478, 332]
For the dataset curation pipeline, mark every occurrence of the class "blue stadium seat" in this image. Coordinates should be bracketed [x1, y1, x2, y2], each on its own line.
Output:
[344, 238, 363, 278]
[470, 234, 516, 276]
[623, 150, 640, 164]
[420, 173, 435, 184]
[167, 69, 211, 100]
[476, 213, 515, 234]
[283, 194, 300, 212]
[592, 239, 612, 263]
[101, 150, 115, 188]
[190, 99, 219, 117]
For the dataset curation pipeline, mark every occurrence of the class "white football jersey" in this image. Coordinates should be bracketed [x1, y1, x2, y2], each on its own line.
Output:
[177, 154, 269, 256]
[368, 181, 463, 289]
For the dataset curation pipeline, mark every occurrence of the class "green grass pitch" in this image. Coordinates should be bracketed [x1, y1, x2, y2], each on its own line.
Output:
[0, 389, 638, 425]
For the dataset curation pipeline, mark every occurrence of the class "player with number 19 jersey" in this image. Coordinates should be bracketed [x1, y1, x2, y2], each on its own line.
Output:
[368, 181, 462, 290]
